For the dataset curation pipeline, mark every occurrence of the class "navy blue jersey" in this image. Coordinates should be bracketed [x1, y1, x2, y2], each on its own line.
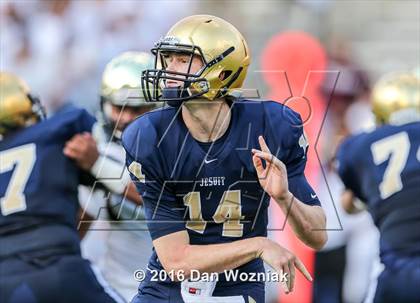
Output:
[0, 106, 95, 258]
[122, 100, 320, 297]
[337, 122, 420, 266]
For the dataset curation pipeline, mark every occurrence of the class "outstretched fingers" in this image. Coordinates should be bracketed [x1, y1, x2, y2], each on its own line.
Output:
[252, 154, 264, 176]
[281, 264, 291, 294]
[294, 257, 313, 282]
[258, 136, 271, 153]
[288, 260, 295, 292]
[251, 150, 283, 171]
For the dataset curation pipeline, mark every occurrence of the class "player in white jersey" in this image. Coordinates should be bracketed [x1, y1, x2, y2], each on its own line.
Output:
[64, 52, 160, 301]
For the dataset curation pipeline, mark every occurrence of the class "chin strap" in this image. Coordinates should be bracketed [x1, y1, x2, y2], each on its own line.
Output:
[162, 86, 190, 107]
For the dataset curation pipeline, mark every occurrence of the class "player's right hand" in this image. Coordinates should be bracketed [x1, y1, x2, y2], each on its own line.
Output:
[258, 238, 312, 294]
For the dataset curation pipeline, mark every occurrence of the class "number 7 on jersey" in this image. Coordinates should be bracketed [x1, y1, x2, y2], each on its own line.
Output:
[0, 144, 36, 216]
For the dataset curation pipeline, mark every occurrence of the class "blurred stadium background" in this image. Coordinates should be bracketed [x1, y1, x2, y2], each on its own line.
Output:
[1, 0, 418, 112]
[1, 1, 419, 303]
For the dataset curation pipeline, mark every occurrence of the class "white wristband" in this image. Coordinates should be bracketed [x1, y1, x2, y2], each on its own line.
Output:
[90, 155, 131, 194]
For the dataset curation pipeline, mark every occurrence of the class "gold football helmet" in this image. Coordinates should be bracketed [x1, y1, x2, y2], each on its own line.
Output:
[142, 14, 251, 103]
[100, 51, 158, 139]
[101, 51, 154, 107]
[371, 71, 420, 125]
[0, 72, 45, 136]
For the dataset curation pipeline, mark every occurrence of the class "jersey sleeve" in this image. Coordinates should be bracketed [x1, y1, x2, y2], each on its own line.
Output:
[55, 105, 99, 184]
[264, 102, 320, 206]
[53, 104, 97, 138]
[70, 107, 96, 134]
[336, 136, 367, 202]
[122, 117, 186, 240]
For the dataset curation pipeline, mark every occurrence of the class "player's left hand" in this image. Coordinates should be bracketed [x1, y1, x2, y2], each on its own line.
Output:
[252, 136, 292, 202]
[64, 132, 99, 170]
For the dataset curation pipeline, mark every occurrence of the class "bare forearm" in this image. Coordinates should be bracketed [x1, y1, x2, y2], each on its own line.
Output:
[124, 182, 143, 205]
[341, 189, 366, 214]
[183, 237, 264, 275]
[77, 207, 92, 239]
[155, 233, 265, 279]
[275, 193, 327, 250]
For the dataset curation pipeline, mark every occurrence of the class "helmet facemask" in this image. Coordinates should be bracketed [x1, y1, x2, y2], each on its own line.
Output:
[28, 94, 46, 122]
[142, 41, 236, 105]
[0, 93, 45, 137]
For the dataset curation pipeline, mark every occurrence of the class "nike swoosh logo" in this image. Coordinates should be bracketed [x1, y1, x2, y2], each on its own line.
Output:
[311, 193, 317, 199]
[204, 158, 218, 164]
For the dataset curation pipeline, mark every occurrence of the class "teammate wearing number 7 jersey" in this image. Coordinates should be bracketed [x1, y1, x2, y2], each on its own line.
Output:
[336, 71, 420, 303]
[0, 72, 124, 303]
[122, 15, 326, 303]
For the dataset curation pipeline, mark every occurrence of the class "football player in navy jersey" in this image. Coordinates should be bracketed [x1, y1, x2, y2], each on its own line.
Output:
[123, 15, 327, 303]
[337, 71, 420, 303]
[0, 72, 124, 303]
[65, 52, 159, 302]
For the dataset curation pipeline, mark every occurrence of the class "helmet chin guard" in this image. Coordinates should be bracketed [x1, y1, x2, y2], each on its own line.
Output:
[161, 86, 192, 107]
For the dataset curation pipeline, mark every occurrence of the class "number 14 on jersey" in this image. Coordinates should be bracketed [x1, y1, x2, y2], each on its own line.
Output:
[183, 190, 244, 237]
